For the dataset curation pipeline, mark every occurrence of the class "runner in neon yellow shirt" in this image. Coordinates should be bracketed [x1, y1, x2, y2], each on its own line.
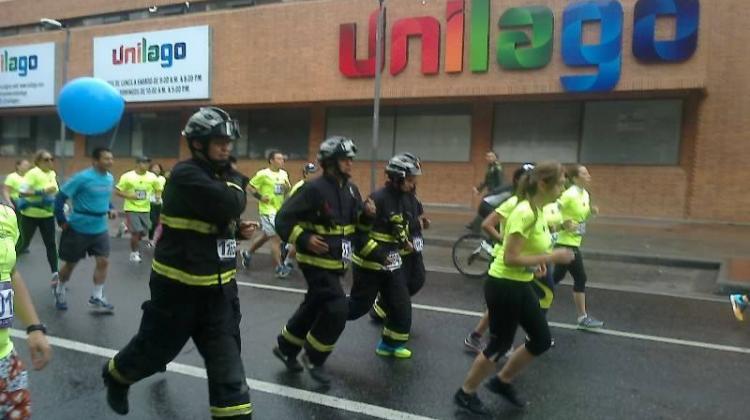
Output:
[465, 164, 532, 353]
[115, 156, 162, 263]
[0, 203, 52, 417]
[552, 164, 603, 330]
[242, 150, 292, 278]
[455, 162, 573, 414]
[16, 150, 59, 285]
[2, 159, 30, 209]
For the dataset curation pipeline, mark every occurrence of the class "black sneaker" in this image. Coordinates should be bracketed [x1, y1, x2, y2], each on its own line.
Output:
[102, 362, 130, 415]
[273, 346, 303, 372]
[454, 388, 489, 415]
[300, 353, 332, 385]
[485, 377, 526, 408]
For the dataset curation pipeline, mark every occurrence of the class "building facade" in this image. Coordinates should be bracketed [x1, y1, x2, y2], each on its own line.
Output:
[0, 0, 746, 222]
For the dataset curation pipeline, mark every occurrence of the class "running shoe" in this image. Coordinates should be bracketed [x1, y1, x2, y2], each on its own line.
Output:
[275, 264, 292, 279]
[300, 353, 331, 385]
[53, 286, 67, 311]
[485, 377, 526, 408]
[464, 333, 483, 353]
[577, 315, 604, 330]
[375, 341, 412, 359]
[129, 251, 142, 263]
[89, 296, 115, 313]
[272, 346, 303, 372]
[240, 250, 252, 269]
[102, 362, 130, 415]
[730, 294, 748, 321]
[454, 388, 489, 415]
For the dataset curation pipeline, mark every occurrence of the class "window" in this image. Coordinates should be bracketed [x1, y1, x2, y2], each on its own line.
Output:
[580, 99, 682, 165]
[131, 112, 181, 158]
[493, 102, 581, 163]
[326, 107, 395, 161]
[326, 104, 472, 162]
[0, 116, 30, 156]
[235, 108, 310, 160]
[0, 115, 73, 157]
[86, 112, 182, 158]
[393, 104, 471, 162]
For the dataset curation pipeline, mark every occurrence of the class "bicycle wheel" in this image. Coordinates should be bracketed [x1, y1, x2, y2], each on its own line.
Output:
[451, 233, 492, 279]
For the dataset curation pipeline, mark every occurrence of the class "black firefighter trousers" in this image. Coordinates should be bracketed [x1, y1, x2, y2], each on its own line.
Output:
[108, 273, 252, 419]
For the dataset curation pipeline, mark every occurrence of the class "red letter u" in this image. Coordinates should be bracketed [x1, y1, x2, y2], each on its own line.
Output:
[339, 10, 385, 78]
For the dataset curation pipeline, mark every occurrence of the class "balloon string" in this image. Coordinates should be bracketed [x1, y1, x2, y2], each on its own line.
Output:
[108, 119, 121, 150]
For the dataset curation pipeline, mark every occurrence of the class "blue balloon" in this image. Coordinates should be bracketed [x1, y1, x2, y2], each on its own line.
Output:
[57, 77, 125, 136]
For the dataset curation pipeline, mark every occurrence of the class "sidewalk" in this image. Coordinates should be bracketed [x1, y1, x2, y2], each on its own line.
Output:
[422, 206, 750, 290]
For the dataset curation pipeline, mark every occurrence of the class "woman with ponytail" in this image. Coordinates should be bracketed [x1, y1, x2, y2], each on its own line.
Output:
[454, 162, 574, 414]
[553, 165, 603, 329]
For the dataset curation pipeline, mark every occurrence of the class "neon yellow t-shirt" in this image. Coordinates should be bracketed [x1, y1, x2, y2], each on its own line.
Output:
[4, 172, 24, 201]
[491, 195, 520, 257]
[556, 186, 591, 247]
[149, 175, 167, 203]
[0, 204, 20, 359]
[116, 170, 161, 213]
[543, 202, 563, 231]
[289, 179, 305, 197]
[20, 167, 57, 218]
[488, 200, 551, 282]
[249, 168, 290, 215]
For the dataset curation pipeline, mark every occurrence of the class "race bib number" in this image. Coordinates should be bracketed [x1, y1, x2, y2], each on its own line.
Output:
[274, 184, 284, 195]
[217, 239, 237, 260]
[341, 239, 352, 264]
[0, 283, 14, 329]
[385, 251, 402, 271]
[412, 236, 424, 253]
[135, 190, 147, 200]
[578, 222, 587, 235]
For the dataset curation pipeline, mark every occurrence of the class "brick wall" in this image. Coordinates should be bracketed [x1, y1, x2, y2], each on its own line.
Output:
[0, 0, 747, 222]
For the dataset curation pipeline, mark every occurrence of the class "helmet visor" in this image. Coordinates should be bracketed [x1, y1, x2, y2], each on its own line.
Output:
[212, 119, 241, 140]
[340, 139, 357, 158]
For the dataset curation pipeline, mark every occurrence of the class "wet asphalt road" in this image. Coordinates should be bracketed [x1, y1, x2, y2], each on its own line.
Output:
[11, 236, 749, 420]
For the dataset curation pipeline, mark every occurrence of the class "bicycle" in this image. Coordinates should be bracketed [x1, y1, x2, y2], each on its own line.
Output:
[451, 233, 495, 278]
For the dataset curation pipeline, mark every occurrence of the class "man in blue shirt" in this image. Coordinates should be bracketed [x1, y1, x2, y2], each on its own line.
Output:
[53, 147, 117, 312]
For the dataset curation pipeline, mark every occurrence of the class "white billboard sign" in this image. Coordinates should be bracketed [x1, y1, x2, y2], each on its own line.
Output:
[94, 25, 210, 102]
[0, 42, 56, 108]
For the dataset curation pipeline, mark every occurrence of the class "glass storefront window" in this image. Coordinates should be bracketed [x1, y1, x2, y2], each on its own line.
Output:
[131, 112, 181, 158]
[393, 104, 471, 162]
[0, 115, 73, 157]
[86, 115, 133, 157]
[235, 108, 310, 160]
[580, 99, 682, 165]
[326, 107, 395, 161]
[493, 101, 581, 163]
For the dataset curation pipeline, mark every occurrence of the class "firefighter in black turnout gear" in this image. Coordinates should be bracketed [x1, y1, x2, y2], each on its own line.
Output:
[103, 107, 257, 419]
[370, 153, 428, 323]
[348, 153, 423, 359]
[272, 136, 375, 384]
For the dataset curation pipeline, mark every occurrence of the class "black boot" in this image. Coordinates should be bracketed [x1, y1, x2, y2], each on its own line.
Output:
[102, 362, 130, 415]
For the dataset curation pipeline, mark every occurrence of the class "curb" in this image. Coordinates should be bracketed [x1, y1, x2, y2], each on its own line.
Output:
[424, 235, 720, 269]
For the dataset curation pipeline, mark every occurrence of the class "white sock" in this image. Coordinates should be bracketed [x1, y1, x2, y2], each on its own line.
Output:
[55, 281, 66, 295]
[93, 285, 104, 299]
[284, 256, 293, 266]
[577, 314, 587, 323]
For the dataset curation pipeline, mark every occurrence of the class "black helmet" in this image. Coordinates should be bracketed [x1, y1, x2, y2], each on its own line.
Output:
[318, 136, 357, 162]
[182, 107, 240, 143]
[386, 153, 422, 179]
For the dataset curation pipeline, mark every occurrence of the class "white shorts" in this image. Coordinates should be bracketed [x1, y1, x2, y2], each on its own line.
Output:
[260, 213, 277, 237]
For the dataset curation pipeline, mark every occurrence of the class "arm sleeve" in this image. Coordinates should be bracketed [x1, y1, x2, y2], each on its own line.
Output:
[275, 183, 315, 251]
[171, 166, 249, 224]
[115, 174, 129, 192]
[505, 207, 535, 239]
[54, 191, 69, 225]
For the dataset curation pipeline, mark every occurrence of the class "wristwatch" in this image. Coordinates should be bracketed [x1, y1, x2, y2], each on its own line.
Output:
[26, 324, 47, 335]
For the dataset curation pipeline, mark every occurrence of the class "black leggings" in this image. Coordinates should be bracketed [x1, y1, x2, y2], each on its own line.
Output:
[16, 214, 58, 273]
[553, 245, 587, 293]
[482, 278, 551, 362]
[149, 203, 162, 240]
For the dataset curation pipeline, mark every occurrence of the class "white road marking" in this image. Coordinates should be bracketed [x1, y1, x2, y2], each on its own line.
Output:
[238, 281, 750, 355]
[8, 329, 437, 420]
